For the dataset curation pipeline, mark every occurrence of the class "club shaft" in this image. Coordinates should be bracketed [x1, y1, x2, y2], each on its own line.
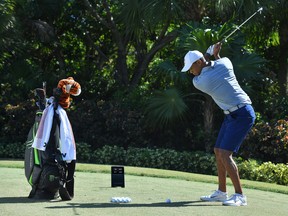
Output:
[222, 7, 263, 42]
[43, 81, 47, 96]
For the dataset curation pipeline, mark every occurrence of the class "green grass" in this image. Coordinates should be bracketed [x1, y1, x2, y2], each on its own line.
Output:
[1, 163, 288, 216]
[1, 160, 288, 195]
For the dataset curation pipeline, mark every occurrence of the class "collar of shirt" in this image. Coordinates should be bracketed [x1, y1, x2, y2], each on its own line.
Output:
[201, 61, 215, 73]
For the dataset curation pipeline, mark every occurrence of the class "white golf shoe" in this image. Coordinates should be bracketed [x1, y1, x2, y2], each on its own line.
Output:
[200, 190, 228, 202]
[222, 193, 247, 206]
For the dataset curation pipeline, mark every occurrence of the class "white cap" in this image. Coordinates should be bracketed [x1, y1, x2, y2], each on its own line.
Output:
[181, 50, 204, 72]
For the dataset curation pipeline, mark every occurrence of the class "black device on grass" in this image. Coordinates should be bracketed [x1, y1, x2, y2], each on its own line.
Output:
[111, 166, 125, 188]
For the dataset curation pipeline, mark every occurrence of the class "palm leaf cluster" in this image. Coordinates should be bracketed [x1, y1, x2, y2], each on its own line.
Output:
[145, 88, 188, 130]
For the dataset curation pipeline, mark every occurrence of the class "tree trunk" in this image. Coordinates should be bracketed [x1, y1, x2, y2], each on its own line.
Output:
[129, 31, 178, 88]
[203, 95, 216, 152]
[278, 20, 288, 96]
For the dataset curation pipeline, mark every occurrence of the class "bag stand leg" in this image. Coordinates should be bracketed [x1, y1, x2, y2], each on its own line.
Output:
[59, 160, 76, 200]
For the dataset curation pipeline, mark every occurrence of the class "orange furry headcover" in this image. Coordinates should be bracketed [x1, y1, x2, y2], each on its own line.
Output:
[57, 77, 81, 109]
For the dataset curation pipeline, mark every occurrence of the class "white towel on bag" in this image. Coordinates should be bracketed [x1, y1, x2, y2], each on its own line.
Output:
[57, 107, 76, 161]
[32, 104, 76, 161]
[32, 105, 54, 151]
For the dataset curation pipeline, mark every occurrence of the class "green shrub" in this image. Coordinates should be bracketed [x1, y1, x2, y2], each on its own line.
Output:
[76, 142, 93, 163]
[125, 148, 155, 168]
[1, 142, 288, 186]
[91, 145, 126, 165]
[0, 142, 25, 159]
[0, 100, 36, 143]
[256, 162, 288, 185]
[124, 147, 216, 174]
[243, 119, 288, 163]
[238, 159, 260, 180]
[189, 151, 217, 175]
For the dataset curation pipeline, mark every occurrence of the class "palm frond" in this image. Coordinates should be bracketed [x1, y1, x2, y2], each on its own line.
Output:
[118, 0, 182, 40]
[118, 0, 145, 38]
[152, 60, 187, 84]
[145, 88, 188, 130]
[178, 24, 216, 53]
[232, 52, 266, 81]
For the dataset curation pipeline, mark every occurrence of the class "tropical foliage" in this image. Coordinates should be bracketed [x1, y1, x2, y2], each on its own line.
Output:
[0, 0, 287, 163]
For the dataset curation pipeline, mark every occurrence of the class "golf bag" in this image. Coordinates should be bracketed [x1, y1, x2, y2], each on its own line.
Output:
[24, 86, 75, 200]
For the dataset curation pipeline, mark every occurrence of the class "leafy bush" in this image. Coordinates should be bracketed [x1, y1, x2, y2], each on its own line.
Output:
[76, 142, 94, 163]
[256, 162, 288, 185]
[0, 99, 37, 143]
[91, 145, 126, 165]
[125, 147, 217, 175]
[125, 148, 156, 168]
[69, 99, 148, 150]
[242, 119, 288, 163]
[0, 142, 25, 159]
[1, 142, 288, 186]
[238, 159, 288, 186]
[237, 159, 259, 180]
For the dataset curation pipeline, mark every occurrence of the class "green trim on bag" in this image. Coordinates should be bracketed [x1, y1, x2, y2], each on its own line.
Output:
[33, 115, 41, 165]
[28, 174, 33, 185]
[34, 148, 40, 165]
[33, 122, 39, 137]
[36, 111, 43, 116]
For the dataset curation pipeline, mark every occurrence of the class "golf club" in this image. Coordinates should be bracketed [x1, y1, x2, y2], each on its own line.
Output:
[43, 81, 47, 99]
[221, 7, 263, 43]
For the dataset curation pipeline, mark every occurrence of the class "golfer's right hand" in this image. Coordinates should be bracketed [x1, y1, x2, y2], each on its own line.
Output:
[213, 42, 222, 59]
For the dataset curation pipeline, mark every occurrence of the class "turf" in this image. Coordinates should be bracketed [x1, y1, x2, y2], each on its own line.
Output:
[0, 161, 288, 216]
[1, 160, 288, 194]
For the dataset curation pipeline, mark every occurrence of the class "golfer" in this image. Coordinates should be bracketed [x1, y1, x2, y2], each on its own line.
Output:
[181, 42, 255, 206]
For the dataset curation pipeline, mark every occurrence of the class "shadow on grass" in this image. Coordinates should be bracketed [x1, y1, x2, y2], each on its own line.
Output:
[45, 200, 220, 209]
[0, 197, 217, 207]
[0, 196, 67, 204]
[0, 196, 220, 207]
[0, 197, 48, 204]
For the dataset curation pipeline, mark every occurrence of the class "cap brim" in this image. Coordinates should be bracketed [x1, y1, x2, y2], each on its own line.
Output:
[181, 63, 192, 72]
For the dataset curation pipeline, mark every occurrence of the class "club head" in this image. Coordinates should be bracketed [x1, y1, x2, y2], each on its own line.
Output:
[258, 7, 263, 14]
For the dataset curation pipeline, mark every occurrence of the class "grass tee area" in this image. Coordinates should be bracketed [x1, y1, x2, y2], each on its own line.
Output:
[0, 161, 288, 216]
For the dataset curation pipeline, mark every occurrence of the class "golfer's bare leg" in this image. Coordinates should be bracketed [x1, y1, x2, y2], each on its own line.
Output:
[214, 148, 227, 192]
[218, 149, 243, 194]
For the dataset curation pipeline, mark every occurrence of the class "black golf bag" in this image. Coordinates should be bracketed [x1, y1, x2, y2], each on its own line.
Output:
[24, 86, 75, 200]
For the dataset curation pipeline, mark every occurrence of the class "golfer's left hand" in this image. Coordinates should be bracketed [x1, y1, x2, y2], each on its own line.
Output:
[206, 45, 214, 56]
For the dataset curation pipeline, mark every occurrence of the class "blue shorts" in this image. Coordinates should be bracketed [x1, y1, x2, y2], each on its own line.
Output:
[215, 104, 256, 153]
